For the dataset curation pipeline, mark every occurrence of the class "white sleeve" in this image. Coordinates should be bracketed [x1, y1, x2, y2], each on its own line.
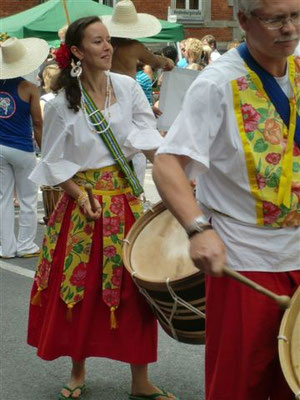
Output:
[156, 77, 225, 179]
[29, 101, 81, 185]
[124, 80, 163, 151]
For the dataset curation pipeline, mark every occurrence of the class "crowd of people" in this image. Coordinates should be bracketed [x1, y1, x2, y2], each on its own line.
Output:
[0, 0, 299, 399]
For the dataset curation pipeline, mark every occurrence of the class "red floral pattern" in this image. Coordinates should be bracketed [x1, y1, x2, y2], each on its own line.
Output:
[263, 201, 282, 225]
[103, 216, 121, 236]
[241, 103, 260, 132]
[110, 196, 125, 217]
[265, 152, 281, 165]
[103, 245, 117, 258]
[70, 263, 87, 287]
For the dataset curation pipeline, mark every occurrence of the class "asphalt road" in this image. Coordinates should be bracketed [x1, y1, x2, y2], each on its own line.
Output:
[0, 166, 205, 400]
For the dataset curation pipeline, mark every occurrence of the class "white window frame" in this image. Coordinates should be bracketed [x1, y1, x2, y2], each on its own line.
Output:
[174, 0, 202, 11]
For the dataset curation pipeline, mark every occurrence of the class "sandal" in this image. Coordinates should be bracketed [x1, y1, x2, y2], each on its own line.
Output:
[129, 388, 180, 400]
[17, 250, 41, 258]
[58, 384, 86, 399]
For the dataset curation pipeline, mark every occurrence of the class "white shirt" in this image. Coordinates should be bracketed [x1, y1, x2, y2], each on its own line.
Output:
[157, 49, 300, 272]
[30, 72, 163, 186]
[210, 49, 221, 62]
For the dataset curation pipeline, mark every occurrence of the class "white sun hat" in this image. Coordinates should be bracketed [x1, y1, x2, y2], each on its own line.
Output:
[0, 37, 49, 79]
[101, 0, 162, 39]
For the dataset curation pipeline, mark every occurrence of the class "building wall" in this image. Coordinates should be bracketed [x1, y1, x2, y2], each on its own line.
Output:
[0, 0, 39, 18]
[1, 0, 240, 48]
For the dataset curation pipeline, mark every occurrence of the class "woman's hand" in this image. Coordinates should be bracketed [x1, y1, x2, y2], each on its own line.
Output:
[189, 229, 227, 276]
[82, 197, 102, 220]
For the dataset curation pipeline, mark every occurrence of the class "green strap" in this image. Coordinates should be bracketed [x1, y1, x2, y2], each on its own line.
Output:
[82, 86, 144, 196]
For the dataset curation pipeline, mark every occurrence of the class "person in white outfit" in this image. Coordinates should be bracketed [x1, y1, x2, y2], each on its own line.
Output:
[0, 37, 48, 258]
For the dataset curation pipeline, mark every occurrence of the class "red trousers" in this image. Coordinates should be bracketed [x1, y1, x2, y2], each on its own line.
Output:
[205, 270, 300, 400]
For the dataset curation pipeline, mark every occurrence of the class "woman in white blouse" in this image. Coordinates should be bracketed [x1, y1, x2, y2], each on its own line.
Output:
[27, 16, 177, 400]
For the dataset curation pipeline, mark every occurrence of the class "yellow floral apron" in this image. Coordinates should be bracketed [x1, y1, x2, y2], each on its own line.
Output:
[32, 165, 142, 327]
[231, 56, 300, 227]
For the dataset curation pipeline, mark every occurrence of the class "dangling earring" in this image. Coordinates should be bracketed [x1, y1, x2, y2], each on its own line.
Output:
[70, 60, 82, 78]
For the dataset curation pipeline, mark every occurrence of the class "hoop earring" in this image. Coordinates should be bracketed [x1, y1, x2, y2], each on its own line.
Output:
[70, 60, 82, 78]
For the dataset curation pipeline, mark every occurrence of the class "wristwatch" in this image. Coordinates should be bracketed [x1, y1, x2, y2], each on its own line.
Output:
[185, 215, 212, 239]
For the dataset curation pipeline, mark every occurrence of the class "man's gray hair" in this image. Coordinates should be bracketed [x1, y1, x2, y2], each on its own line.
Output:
[237, 0, 263, 16]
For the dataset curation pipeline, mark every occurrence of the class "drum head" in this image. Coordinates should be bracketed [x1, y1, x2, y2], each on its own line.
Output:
[123, 201, 198, 283]
[278, 286, 300, 395]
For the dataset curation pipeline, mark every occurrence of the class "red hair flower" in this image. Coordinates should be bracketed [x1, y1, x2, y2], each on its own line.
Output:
[54, 43, 71, 70]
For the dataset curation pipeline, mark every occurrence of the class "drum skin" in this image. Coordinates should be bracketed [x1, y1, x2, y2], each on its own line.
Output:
[41, 185, 64, 224]
[123, 201, 206, 345]
[278, 287, 300, 397]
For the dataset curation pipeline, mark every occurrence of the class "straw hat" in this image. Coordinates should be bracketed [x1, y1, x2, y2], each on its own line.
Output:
[102, 0, 161, 39]
[0, 37, 49, 79]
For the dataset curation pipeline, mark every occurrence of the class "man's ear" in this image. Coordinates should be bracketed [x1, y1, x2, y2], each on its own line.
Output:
[70, 45, 83, 60]
[238, 10, 250, 32]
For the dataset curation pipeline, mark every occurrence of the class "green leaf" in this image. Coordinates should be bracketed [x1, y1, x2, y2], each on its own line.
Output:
[254, 138, 268, 153]
[246, 131, 254, 141]
[257, 158, 262, 174]
[266, 173, 279, 188]
[133, 212, 140, 220]
[113, 178, 118, 188]
[94, 171, 100, 180]
[76, 286, 84, 292]
[257, 108, 269, 119]
[104, 210, 110, 217]
[275, 167, 282, 178]
[111, 234, 118, 244]
[105, 282, 112, 289]
[73, 243, 83, 254]
[292, 162, 300, 173]
[265, 166, 270, 177]
[112, 254, 121, 263]
[65, 254, 73, 270]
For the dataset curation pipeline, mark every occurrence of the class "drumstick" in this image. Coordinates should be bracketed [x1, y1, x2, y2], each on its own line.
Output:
[223, 266, 291, 309]
[84, 184, 98, 213]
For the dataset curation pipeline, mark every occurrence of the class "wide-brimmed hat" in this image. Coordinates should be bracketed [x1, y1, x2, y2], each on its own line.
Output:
[0, 37, 49, 79]
[102, 0, 161, 39]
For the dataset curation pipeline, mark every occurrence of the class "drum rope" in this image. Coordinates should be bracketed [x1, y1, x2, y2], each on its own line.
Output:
[131, 272, 179, 341]
[277, 335, 288, 343]
[166, 278, 206, 319]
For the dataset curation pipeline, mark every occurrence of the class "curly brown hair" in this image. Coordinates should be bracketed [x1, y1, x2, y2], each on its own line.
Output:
[52, 16, 102, 112]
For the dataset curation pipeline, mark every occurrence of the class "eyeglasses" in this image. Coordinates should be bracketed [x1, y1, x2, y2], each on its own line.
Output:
[251, 11, 300, 29]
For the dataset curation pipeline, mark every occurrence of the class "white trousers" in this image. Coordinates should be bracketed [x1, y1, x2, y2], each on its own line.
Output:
[0, 145, 39, 257]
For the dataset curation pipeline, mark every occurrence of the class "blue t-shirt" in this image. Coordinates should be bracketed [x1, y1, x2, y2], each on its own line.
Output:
[0, 78, 34, 152]
[177, 57, 188, 68]
[136, 71, 153, 106]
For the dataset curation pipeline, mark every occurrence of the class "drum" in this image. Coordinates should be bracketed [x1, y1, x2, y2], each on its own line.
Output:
[41, 185, 64, 224]
[278, 286, 300, 398]
[123, 201, 205, 345]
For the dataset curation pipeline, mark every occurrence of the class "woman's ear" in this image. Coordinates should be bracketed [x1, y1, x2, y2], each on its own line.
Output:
[70, 45, 83, 61]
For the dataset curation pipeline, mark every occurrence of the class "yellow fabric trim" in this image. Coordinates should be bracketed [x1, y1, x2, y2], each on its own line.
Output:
[231, 79, 264, 224]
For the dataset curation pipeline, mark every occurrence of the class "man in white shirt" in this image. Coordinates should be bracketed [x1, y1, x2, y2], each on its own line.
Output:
[153, 0, 300, 399]
[201, 34, 221, 62]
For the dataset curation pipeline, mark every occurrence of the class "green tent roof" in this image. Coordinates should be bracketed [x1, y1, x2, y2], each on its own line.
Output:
[0, 0, 184, 44]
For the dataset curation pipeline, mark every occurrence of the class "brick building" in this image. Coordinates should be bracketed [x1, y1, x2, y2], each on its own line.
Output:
[1, 0, 242, 49]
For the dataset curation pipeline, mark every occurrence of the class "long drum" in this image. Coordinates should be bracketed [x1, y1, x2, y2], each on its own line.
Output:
[123, 201, 205, 345]
[278, 286, 300, 397]
[41, 185, 64, 224]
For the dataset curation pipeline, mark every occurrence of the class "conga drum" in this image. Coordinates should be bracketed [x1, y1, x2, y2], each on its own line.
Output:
[278, 286, 300, 398]
[123, 201, 205, 345]
[41, 185, 64, 224]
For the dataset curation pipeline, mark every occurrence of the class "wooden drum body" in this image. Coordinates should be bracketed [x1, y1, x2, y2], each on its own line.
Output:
[41, 185, 64, 224]
[278, 287, 300, 398]
[123, 201, 205, 345]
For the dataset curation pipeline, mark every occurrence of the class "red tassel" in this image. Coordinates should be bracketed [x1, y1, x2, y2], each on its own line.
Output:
[66, 304, 73, 322]
[31, 287, 43, 306]
[110, 307, 118, 329]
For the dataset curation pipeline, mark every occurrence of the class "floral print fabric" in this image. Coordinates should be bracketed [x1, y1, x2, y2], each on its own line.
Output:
[33, 166, 142, 317]
[231, 57, 300, 227]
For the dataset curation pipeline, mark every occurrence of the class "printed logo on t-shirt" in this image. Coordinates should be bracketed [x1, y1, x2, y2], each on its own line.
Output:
[0, 92, 16, 119]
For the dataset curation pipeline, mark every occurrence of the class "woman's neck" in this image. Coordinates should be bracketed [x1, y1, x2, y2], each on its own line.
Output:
[81, 70, 107, 94]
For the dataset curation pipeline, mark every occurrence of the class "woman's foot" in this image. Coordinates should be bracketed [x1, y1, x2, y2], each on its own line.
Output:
[130, 382, 177, 399]
[60, 360, 86, 399]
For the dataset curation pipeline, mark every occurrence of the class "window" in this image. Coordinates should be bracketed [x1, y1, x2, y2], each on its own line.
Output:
[175, 0, 201, 10]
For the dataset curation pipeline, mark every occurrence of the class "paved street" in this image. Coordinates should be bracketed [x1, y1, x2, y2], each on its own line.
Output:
[0, 165, 205, 400]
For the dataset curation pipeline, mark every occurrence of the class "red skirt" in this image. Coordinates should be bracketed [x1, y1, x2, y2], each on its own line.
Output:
[27, 195, 157, 363]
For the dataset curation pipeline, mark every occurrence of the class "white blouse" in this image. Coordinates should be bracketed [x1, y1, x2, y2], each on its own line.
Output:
[30, 72, 163, 186]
